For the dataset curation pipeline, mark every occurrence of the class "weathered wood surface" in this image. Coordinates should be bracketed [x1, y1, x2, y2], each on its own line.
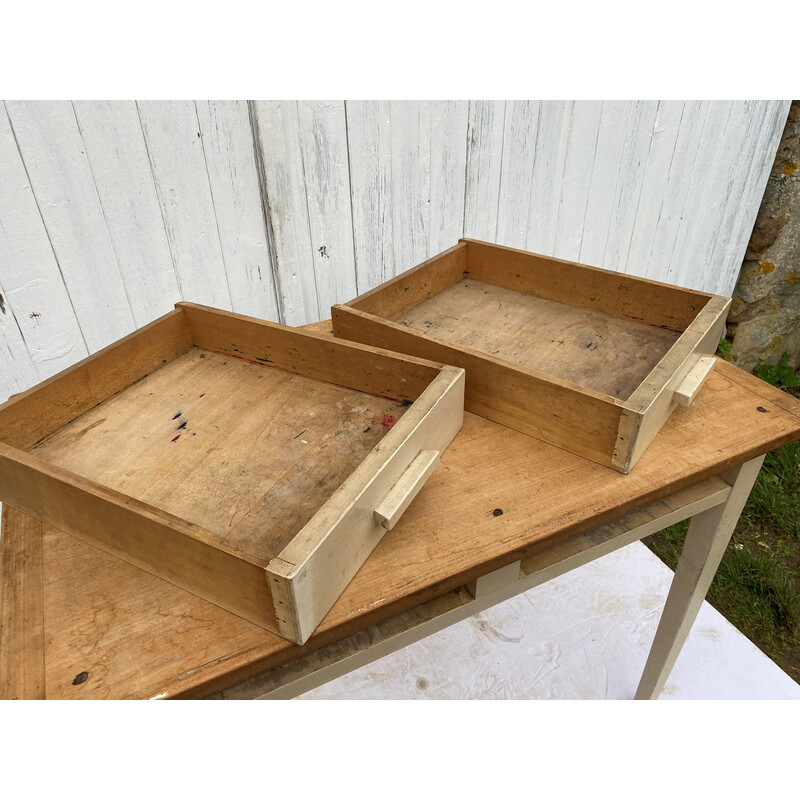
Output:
[397, 278, 679, 400]
[0, 101, 789, 403]
[30, 349, 407, 559]
[2, 343, 799, 698]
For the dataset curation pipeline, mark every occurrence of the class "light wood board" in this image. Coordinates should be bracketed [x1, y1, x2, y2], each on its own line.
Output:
[31, 348, 407, 561]
[396, 278, 679, 400]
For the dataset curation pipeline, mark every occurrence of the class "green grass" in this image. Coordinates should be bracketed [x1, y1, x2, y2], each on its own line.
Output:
[644, 436, 800, 682]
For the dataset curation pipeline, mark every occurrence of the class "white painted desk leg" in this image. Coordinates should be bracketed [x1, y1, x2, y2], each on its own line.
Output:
[635, 455, 765, 700]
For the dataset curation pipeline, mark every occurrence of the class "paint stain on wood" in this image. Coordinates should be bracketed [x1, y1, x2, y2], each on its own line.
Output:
[72, 671, 89, 686]
[492, 508, 503, 517]
[176, 419, 188, 430]
[172, 411, 182, 420]
[756, 406, 768, 413]
[171, 434, 181, 442]
[381, 413, 395, 429]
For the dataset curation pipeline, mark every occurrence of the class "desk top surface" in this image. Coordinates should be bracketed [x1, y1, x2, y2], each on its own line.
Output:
[2, 328, 800, 698]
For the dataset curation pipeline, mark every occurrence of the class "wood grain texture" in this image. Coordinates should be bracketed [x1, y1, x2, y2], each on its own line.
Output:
[333, 304, 625, 469]
[428, 101, 469, 254]
[464, 238, 713, 331]
[0, 305, 459, 645]
[0, 104, 87, 393]
[4, 101, 135, 351]
[0, 308, 192, 450]
[526, 100, 572, 255]
[180, 302, 441, 402]
[335, 239, 729, 470]
[1, 355, 798, 698]
[0, 100, 789, 406]
[29, 348, 407, 561]
[195, 101, 280, 321]
[137, 101, 233, 309]
[345, 100, 394, 292]
[250, 101, 319, 324]
[0, 505, 45, 699]
[72, 101, 181, 325]
[296, 101, 357, 310]
[463, 100, 506, 242]
[397, 278, 678, 400]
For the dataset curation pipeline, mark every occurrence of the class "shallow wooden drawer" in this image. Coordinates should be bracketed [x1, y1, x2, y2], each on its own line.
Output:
[0, 303, 464, 644]
[332, 239, 729, 473]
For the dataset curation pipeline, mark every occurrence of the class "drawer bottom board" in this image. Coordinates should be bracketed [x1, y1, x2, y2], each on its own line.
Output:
[31, 347, 409, 562]
[395, 278, 680, 401]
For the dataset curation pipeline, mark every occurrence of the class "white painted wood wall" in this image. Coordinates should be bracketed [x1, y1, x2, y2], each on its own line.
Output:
[0, 100, 789, 403]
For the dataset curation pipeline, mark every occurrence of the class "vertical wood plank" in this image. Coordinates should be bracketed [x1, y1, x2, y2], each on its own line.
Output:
[251, 100, 318, 325]
[624, 101, 686, 278]
[666, 101, 735, 288]
[72, 100, 181, 325]
[428, 100, 469, 254]
[5, 100, 135, 351]
[390, 101, 432, 273]
[554, 101, 604, 262]
[639, 101, 710, 282]
[345, 100, 394, 293]
[195, 100, 280, 321]
[526, 100, 572, 255]
[0, 103, 87, 390]
[0, 279, 39, 403]
[137, 100, 233, 309]
[670, 101, 760, 291]
[496, 100, 540, 250]
[600, 101, 660, 272]
[708, 101, 791, 296]
[463, 100, 506, 242]
[296, 101, 358, 312]
[578, 100, 630, 267]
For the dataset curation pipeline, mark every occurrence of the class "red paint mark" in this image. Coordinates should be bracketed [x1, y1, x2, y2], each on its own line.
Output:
[229, 510, 237, 527]
[364, 407, 371, 414]
[381, 413, 395, 429]
[171, 435, 181, 443]
[199, 393, 205, 398]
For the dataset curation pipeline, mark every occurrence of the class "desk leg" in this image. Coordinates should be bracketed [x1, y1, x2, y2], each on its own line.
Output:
[634, 456, 765, 700]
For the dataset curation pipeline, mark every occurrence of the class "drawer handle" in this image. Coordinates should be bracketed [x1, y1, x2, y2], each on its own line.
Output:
[674, 356, 716, 407]
[373, 450, 441, 531]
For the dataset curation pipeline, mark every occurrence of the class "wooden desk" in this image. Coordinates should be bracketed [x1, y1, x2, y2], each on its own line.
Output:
[2, 351, 799, 699]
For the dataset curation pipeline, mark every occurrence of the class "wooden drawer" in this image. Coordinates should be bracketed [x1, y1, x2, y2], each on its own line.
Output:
[332, 239, 729, 473]
[0, 303, 464, 644]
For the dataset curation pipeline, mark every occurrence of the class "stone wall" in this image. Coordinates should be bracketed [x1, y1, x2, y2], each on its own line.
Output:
[728, 102, 800, 371]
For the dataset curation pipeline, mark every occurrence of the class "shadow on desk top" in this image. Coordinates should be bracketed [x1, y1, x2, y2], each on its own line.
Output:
[2, 354, 800, 699]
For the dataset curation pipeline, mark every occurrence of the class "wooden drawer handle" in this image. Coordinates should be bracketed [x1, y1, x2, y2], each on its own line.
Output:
[373, 450, 441, 531]
[674, 356, 716, 407]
